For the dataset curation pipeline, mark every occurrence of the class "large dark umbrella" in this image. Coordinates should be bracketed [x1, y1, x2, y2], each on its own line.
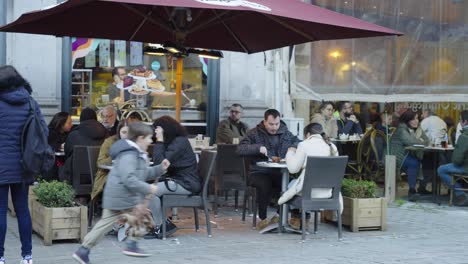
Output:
[0, 0, 402, 119]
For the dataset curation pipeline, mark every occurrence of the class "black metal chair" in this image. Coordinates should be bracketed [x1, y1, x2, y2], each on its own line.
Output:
[213, 144, 246, 215]
[161, 150, 217, 239]
[86, 146, 100, 227]
[240, 156, 257, 228]
[72, 145, 93, 196]
[282, 156, 348, 241]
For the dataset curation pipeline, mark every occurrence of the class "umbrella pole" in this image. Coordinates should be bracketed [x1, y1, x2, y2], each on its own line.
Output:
[175, 57, 184, 122]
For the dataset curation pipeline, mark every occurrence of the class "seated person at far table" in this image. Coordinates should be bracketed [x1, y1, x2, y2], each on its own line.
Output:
[216, 103, 249, 144]
[437, 110, 468, 206]
[390, 110, 430, 202]
[336, 101, 363, 136]
[237, 109, 300, 231]
[278, 123, 343, 230]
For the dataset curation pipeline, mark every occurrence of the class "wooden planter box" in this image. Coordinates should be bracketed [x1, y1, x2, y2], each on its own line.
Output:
[8, 187, 36, 217]
[31, 199, 88, 245]
[324, 197, 387, 232]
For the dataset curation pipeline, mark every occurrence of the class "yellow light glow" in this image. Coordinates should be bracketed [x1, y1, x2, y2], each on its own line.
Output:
[351, 61, 356, 66]
[329, 51, 341, 59]
[340, 64, 351, 72]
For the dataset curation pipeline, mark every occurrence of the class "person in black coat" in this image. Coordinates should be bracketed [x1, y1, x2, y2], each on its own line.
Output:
[146, 116, 200, 239]
[61, 108, 107, 184]
[48, 112, 73, 151]
[45, 112, 72, 181]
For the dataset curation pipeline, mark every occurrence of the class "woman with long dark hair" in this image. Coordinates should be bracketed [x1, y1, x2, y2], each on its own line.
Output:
[0, 65, 46, 264]
[48, 111, 72, 151]
[145, 116, 200, 239]
[390, 110, 430, 201]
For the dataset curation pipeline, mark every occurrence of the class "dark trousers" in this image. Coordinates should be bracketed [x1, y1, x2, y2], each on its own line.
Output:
[250, 171, 282, 220]
[0, 183, 32, 257]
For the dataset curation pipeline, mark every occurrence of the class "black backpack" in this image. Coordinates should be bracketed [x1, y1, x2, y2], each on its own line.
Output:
[20, 96, 55, 178]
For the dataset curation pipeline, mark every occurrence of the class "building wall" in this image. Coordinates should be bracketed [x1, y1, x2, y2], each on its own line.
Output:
[4, 0, 62, 121]
[219, 48, 296, 129]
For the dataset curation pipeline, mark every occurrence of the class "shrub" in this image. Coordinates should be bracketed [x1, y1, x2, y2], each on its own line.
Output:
[33, 180, 76, 208]
[341, 178, 377, 198]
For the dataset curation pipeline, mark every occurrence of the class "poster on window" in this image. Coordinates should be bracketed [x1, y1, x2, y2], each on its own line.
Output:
[130, 42, 143, 66]
[99, 40, 111, 67]
[114, 40, 127, 67]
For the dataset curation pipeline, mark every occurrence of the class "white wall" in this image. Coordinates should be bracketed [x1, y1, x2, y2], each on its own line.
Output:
[219, 48, 295, 129]
[5, 0, 62, 121]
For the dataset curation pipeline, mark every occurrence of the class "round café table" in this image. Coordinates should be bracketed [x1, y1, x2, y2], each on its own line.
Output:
[255, 161, 300, 234]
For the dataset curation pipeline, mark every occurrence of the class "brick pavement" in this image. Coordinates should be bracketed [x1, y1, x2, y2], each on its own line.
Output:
[3, 199, 468, 264]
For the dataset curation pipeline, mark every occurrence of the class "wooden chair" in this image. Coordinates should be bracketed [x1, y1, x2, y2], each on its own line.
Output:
[240, 156, 257, 229]
[346, 128, 373, 179]
[449, 173, 468, 206]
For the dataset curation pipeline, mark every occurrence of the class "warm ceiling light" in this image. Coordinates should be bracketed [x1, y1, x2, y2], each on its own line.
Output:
[164, 42, 185, 54]
[329, 51, 341, 59]
[188, 48, 224, 59]
[144, 46, 168, 56]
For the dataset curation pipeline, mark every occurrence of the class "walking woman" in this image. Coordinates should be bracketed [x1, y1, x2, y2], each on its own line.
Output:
[0, 65, 48, 264]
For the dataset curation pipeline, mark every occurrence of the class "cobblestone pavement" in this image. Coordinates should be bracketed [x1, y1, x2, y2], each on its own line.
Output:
[3, 198, 468, 264]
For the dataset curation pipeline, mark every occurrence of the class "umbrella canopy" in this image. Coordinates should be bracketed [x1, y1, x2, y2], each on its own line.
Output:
[0, 0, 402, 54]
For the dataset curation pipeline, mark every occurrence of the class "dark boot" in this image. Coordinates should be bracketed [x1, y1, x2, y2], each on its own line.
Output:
[408, 188, 420, 202]
[417, 185, 432, 195]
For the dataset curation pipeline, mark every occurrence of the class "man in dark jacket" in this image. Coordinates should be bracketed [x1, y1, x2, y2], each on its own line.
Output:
[0, 65, 45, 263]
[216, 103, 248, 144]
[437, 110, 468, 206]
[61, 108, 107, 184]
[336, 101, 363, 136]
[237, 109, 300, 230]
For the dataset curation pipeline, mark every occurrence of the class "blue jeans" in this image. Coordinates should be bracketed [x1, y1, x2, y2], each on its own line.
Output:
[437, 163, 465, 197]
[0, 184, 32, 257]
[401, 154, 421, 189]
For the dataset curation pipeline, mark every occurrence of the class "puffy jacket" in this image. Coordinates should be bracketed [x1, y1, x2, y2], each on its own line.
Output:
[61, 119, 107, 182]
[103, 139, 165, 210]
[237, 121, 300, 175]
[0, 87, 47, 184]
[153, 136, 201, 193]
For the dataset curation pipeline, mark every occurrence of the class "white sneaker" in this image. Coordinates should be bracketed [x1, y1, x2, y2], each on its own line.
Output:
[20, 255, 32, 264]
[0, 256, 5, 264]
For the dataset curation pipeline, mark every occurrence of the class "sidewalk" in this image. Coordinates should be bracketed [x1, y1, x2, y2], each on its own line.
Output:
[3, 200, 468, 264]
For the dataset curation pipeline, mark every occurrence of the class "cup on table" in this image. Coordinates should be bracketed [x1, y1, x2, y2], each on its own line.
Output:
[441, 141, 448, 148]
[232, 137, 240, 144]
[271, 156, 281, 163]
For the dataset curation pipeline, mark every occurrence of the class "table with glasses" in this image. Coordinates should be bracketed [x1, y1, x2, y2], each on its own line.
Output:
[255, 161, 299, 233]
[405, 145, 454, 204]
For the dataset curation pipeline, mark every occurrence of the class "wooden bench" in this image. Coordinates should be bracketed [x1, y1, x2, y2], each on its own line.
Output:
[449, 173, 468, 206]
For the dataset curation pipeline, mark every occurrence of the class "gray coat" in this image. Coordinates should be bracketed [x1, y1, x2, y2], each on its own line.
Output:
[102, 139, 165, 210]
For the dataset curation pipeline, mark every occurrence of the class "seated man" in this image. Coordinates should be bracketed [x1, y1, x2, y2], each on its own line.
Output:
[216, 103, 248, 144]
[100, 105, 119, 136]
[237, 109, 300, 230]
[336, 101, 363, 136]
[437, 110, 468, 206]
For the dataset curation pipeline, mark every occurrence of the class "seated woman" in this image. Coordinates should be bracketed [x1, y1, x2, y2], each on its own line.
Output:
[91, 119, 130, 202]
[311, 101, 338, 139]
[390, 110, 430, 201]
[146, 116, 200, 239]
[278, 123, 342, 229]
[45, 111, 72, 180]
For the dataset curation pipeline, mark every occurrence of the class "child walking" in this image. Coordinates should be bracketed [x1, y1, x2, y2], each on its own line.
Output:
[73, 122, 170, 264]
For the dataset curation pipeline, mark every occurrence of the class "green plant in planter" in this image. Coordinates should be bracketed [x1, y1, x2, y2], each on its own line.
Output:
[341, 178, 377, 198]
[33, 180, 76, 208]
